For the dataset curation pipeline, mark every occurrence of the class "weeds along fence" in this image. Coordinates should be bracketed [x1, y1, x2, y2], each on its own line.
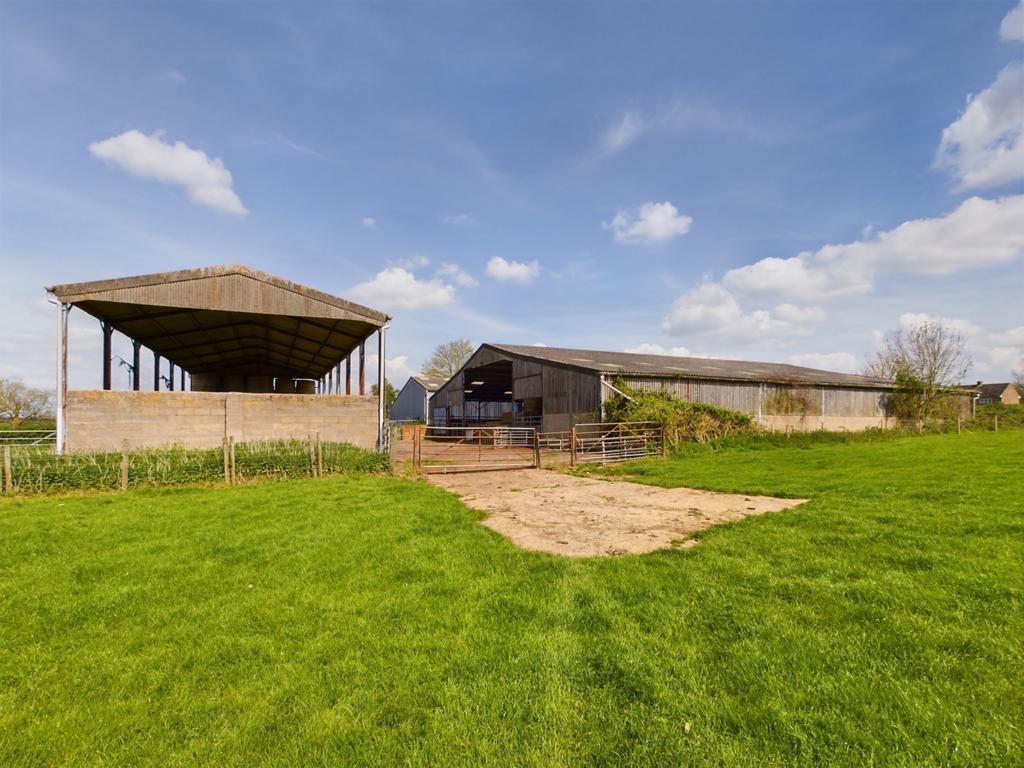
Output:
[1, 437, 389, 496]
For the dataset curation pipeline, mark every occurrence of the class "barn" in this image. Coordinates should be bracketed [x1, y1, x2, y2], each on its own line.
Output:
[390, 374, 443, 422]
[430, 343, 897, 433]
[46, 264, 390, 453]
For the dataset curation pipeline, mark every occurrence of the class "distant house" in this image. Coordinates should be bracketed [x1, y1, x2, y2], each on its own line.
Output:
[390, 374, 444, 422]
[961, 382, 1021, 406]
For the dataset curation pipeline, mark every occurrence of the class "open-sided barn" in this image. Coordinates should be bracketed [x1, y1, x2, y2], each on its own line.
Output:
[430, 344, 897, 433]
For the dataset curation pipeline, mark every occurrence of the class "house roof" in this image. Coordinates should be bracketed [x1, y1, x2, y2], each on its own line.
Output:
[410, 374, 445, 392]
[46, 264, 388, 379]
[483, 343, 894, 389]
[960, 382, 1014, 399]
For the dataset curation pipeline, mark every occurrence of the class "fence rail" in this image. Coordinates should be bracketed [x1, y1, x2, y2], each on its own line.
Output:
[565, 422, 665, 466]
[414, 425, 539, 474]
[0, 430, 56, 447]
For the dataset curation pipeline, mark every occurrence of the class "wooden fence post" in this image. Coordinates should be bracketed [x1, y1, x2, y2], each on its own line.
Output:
[315, 432, 323, 477]
[120, 440, 129, 491]
[3, 446, 11, 494]
[533, 430, 541, 469]
[994, 414, 999, 432]
[956, 415, 961, 434]
[570, 426, 577, 467]
[223, 438, 231, 484]
[229, 437, 236, 483]
[661, 426, 667, 457]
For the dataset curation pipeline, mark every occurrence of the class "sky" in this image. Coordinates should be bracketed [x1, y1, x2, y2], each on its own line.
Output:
[1, 0, 1022, 392]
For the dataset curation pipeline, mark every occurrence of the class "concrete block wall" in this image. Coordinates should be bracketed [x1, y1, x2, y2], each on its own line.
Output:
[66, 390, 378, 452]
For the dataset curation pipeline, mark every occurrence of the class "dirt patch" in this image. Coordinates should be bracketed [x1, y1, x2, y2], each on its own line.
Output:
[428, 469, 806, 557]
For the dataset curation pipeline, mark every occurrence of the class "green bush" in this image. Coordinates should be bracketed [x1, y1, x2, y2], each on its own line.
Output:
[5, 440, 388, 496]
[603, 379, 754, 445]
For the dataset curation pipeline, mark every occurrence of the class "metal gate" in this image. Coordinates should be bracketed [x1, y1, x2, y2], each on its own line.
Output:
[569, 422, 664, 465]
[413, 425, 539, 474]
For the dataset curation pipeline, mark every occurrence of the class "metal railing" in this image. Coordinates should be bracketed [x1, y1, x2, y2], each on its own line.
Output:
[0, 430, 56, 447]
[564, 422, 665, 466]
[414, 425, 539, 474]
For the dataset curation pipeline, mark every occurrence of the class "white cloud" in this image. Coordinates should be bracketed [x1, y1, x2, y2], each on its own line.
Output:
[787, 352, 859, 374]
[1000, 1, 1024, 42]
[624, 343, 707, 358]
[935, 64, 1024, 190]
[164, 68, 186, 84]
[990, 325, 1024, 345]
[486, 256, 540, 283]
[604, 201, 693, 245]
[989, 345, 1022, 370]
[661, 282, 822, 338]
[396, 254, 429, 270]
[898, 312, 982, 337]
[88, 130, 247, 215]
[599, 111, 646, 155]
[386, 355, 415, 384]
[349, 267, 455, 311]
[724, 195, 1024, 300]
[442, 213, 472, 225]
[436, 262, 478, 288]
[362, 216, 377, 228]
[773, 303, 826, 324]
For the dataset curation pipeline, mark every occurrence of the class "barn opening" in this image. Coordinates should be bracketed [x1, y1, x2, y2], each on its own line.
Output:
[46, 264, 391, 454]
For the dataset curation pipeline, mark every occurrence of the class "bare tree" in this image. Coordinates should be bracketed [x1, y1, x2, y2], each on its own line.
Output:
[0, 378, 54, 428]
[423, 339, 475, 379]
[865, 321, 972, 419]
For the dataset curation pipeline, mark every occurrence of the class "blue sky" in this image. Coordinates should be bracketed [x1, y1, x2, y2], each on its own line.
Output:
[2, 0, 1022, 390]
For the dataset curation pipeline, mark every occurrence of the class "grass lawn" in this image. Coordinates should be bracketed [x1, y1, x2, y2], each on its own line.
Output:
[1, 431, 1021, 766]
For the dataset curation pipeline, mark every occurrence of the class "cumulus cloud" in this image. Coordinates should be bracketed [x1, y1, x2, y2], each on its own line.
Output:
[723, 195, 1024, 300]
[442, 213, 472, 225]
[164, 68, 186, 84]
[88, 130, 247, 215]
[935, 64, 1024, 190]
[661, 282, 824, 338]
[787, 352, 859, 374]
[604, 201, 693, 245]
[898, 312, 982, 337]
[486, 256, 540, 283]
[990, 325, 1024, 345]
[437, 262, 478, 288]
[624, 343, 707, 358]
[362, 216, 377, 228]
[348, 267, 455, 311]
[1000, 1, 1024, 42]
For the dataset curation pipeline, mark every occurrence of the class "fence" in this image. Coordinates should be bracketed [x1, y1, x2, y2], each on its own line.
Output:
[413, 425, 539, 473]
[0, 437, 388, 496]
[566, 422, 665, 466]
[0, 430, 56, 447]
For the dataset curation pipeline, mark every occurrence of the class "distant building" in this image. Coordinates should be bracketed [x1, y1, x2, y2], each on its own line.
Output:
[390, 374, 444, 422]
[960, 382, 1021, 406]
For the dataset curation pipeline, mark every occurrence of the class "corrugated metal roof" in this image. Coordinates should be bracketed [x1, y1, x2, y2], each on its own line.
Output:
[484, 343, 894, 389]
[45, 265, 388, 379]
[411, 374, 445, 392]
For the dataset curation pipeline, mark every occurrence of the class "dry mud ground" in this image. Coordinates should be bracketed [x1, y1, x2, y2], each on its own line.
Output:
[427, 468, 806, 557]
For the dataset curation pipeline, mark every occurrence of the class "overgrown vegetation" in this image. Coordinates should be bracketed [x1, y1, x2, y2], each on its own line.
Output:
[604, 378, 753, 445]
[4, 440, 388, 495]
[1, 431, 1021, 766]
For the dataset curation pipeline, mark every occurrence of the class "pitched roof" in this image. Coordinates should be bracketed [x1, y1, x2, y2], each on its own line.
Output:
[46, 264, 388, 379]
[961, 382, 1015, 399]
[410, 374, 444, 392]
[483, 343, 894, 389]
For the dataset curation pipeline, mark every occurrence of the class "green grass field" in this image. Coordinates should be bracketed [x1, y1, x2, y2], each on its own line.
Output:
[1, 431, 1021, 766]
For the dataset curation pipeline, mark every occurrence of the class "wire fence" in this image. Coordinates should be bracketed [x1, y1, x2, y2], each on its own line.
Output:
[0, 437, 388, 496]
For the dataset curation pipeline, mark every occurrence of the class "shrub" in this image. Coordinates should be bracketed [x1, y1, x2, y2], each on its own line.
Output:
[603, 379, 754, 446]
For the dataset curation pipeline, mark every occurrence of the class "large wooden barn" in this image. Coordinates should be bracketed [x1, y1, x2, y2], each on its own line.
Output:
[430, 343, 898, 433]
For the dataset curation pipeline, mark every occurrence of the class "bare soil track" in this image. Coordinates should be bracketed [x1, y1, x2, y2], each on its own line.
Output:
[428, 468, 806, 557]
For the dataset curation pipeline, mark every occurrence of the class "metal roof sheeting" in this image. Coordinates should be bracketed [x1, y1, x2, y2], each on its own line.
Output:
[484, 343, 894, 389]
